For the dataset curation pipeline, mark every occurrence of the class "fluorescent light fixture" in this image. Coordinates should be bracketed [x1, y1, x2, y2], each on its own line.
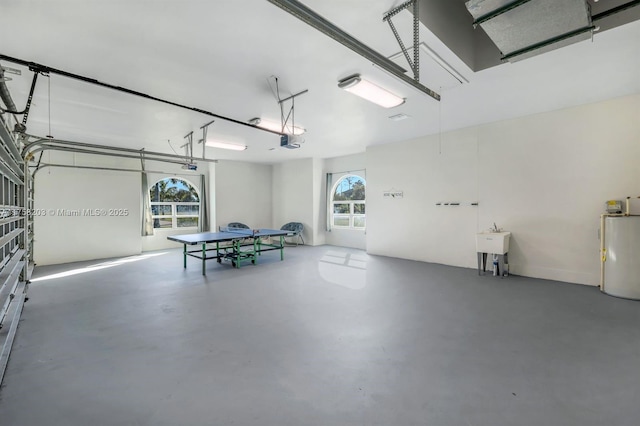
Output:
[205, 140, 247, 151]
[337, 74, 405, 108]
[248, 117, 306, 135]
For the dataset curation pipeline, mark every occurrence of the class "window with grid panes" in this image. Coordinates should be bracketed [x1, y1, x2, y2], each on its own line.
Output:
[331, 175, 365, 229]
[149, 178, 199, 229]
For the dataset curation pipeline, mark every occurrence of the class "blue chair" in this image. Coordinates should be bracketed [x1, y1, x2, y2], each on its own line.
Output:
[280, 222, 304, 246]
[227, 222, 250, 229]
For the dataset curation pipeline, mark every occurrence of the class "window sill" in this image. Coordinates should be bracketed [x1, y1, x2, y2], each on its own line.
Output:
[147, 227, 199, 233]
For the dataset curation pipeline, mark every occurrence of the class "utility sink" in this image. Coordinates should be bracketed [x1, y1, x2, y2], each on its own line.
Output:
[476, 232, 511, 254]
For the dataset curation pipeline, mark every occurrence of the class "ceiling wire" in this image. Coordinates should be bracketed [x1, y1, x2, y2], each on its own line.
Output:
[438, 85, 442, 155]
[273, 76, 292, 134]
[167, 139, 179, 156]
[274, 77, 285, 133]
[267, 76, 292, 134]
[46, 74, 52, 139]
[476, 123, 480, 231]
[267, 75, 279, 100]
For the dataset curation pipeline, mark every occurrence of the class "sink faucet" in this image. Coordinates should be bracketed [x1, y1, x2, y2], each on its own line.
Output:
[492, 222, 499, 232]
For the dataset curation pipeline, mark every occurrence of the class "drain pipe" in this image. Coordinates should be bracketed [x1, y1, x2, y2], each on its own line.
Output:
[625, 196, 631, 217]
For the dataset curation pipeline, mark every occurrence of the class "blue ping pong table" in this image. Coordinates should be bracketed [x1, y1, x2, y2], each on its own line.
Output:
[168, 227, 291, 275]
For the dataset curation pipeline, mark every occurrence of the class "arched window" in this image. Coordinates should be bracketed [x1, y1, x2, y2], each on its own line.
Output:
[149, 178, 200, 229]
[331, 175, 366, 229]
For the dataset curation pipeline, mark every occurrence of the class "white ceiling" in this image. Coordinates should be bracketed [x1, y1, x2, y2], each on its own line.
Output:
[1, 0, 639, 164]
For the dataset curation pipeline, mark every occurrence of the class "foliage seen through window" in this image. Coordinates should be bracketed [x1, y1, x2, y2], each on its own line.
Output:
[150, 178, 200, 229]
[331, 175, 366, 229]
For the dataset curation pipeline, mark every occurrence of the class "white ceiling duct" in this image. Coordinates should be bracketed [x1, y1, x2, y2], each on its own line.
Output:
[465, 0, 594, 62]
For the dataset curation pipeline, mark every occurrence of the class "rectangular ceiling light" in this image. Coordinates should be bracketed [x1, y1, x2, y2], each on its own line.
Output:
[337, 74, 405, 108]
[205, 140, 247, 151]
[249, 117, 306, 135]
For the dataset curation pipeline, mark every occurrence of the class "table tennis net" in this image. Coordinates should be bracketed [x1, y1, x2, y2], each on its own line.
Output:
[218, 226, 258, 236]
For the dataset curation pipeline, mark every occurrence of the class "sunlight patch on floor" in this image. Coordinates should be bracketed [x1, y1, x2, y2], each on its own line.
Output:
[31, 252, 169, 282]
[318, 250, 367, 290]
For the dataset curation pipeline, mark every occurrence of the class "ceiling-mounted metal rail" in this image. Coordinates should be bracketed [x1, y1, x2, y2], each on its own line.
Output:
[278, 89, 308, 105]
[383, 0, 420, 82]
[181, 131, 194, 161]
[592, 0, 640, 22]
[383, 0, 414, 19]
[0, 54, 285, 136]
[22, 136, 218, 164]
[266, 0, 440, 101]
[0, 67, 39, 133]
[471, 0, 533, 27]
[32, 163, 206, 178]
[501, 25, 595, 62]
[198, 120, 215, 159]
[23, 136, 218, 178]
[385, 18, 415, 80]
[271, 77, 308, 135]
[27, 144, 192, 166]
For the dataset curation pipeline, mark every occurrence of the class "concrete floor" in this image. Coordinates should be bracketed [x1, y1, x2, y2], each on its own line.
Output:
[0, 245, 639, 426]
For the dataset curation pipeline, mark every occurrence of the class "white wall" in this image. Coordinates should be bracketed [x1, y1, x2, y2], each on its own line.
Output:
[34, 153, 142, 265]
[272, 158, 315, 244]
[270, 154, 367, 248]
[310, 157, 324, 246]
[366, 93, 640, 286]
[323, 153, 367, 249]
[34, 154, 268, 264]
[214, 156, 368, 247]
[34, 153, 267, 263]
[215, 160, 272, 229]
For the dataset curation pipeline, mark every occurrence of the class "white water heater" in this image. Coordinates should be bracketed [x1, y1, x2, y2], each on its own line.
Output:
[602, 216, 640, 300]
